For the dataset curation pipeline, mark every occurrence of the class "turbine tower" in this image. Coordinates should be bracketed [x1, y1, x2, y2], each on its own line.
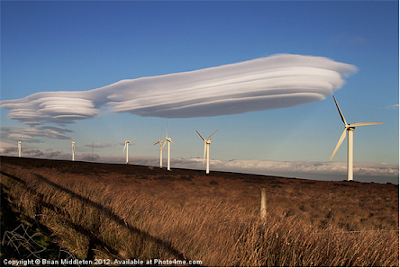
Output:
[329, 96, 382, 181]
[123, 134, 131, 164]
[154, 128, 166, 168]
[70, 141, 75, 161]
[17, 140, 22, 157]
[196, 129, 219, 174]
[164, 124, 174, 171]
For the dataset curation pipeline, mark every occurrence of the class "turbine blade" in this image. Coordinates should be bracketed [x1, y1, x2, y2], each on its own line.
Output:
[349, 122, 382, 127]
[154, 141, 160, 145]
[196, 130, 205, 141]
[161, 140, 167, 149]
[333, 96, 347, 125]
[330, 128, 347, 161]
[160, 127, 163, 141]
[207, 129, 219, 140]
[170, 139, 174, 144]
[123, 143, 126, 152]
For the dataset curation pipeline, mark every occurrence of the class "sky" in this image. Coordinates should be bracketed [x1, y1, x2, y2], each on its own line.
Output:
[1, 0, 398, 183]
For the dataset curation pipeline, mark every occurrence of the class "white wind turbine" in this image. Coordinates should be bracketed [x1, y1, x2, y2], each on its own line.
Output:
[18, 140, 22, 157]
[123, 134, 131, 164]
[329, 96, 382, 181]
[164, 125, 174, 171]
[196, 129, 219, 174]
[70, 140, 75, 161]
[154, 128, 166, 168]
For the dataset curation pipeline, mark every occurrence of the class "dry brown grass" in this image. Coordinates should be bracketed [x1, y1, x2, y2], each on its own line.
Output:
[1, 156, 398, 266]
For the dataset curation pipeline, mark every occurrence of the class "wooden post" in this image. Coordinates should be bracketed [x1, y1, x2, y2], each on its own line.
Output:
[260, 187, 267, 220]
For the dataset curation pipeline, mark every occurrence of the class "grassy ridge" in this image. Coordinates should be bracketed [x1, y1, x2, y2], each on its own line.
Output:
[0, 156, 398, 266]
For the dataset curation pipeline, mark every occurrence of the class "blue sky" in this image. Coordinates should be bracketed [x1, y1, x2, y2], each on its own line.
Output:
[1, 1, 398, 183]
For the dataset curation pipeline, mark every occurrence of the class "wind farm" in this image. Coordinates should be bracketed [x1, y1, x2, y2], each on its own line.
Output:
[0, 1, 398, 266]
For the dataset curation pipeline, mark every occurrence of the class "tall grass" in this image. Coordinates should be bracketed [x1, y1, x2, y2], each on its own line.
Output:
[1, 161, 398, 266]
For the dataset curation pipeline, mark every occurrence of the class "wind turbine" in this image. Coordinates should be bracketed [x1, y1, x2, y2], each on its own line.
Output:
[123, 134, 131, 164]
[196, 129, 219, 174]
[70, 141, 75, 161]
[164, 124, 174, 171]
[154, 128, 166, 168]
[17, 140, 22, 157]
[329, 96, 382, 181]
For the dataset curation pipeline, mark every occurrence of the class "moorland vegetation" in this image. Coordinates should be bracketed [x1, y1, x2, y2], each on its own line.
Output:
[0, 156, 398, 266]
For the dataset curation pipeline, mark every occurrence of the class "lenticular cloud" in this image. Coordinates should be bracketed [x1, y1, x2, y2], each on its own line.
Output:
[1, 54, 356, 125]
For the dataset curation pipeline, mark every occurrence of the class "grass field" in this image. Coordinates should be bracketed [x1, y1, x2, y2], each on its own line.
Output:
[0, 156, 398, 266]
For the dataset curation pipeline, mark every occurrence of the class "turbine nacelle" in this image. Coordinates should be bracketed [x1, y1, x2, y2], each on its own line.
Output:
[154, 140, 163, 146]
[70, 141, 76, 152]
[122, 134, 132, 164]
[123, 140, 131, 152]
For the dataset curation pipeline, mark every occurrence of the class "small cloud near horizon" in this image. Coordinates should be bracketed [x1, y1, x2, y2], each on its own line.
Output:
[385, 104, 399, 109]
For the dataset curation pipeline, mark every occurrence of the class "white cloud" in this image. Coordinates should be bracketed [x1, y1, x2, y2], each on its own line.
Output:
[0, 149, 396, 183]
[169, 158, 398, 183]
[104, 156, 397, 180]
[1, 54, 356, 125]
[0, 126, 72, 141]
[1, 92, 97, 126]
[385, 104, 399, 109]
[0, 141, 17, 153]
[208, 159, 399, 178]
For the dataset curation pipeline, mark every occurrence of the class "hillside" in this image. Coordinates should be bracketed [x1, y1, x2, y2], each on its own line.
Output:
[0, 156, 398, 266]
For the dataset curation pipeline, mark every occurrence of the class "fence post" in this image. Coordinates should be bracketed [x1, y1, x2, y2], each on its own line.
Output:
[260, 187, 267, 220]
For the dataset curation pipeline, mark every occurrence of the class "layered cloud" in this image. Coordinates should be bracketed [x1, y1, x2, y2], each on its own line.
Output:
[1, 54, 356, 125]
[0, 126, 73, 141]
[1, 93, 98, 126]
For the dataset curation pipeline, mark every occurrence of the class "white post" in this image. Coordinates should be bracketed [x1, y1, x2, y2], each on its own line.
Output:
[167, 141, 171, 171]
[348, 128, 354, 181]
[159, 148, 163, 168]
[18, 141, 21, 157]
[126, 144, 129, 164]
[206, 142, 210, 174]
[260, 187, 267, 220]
